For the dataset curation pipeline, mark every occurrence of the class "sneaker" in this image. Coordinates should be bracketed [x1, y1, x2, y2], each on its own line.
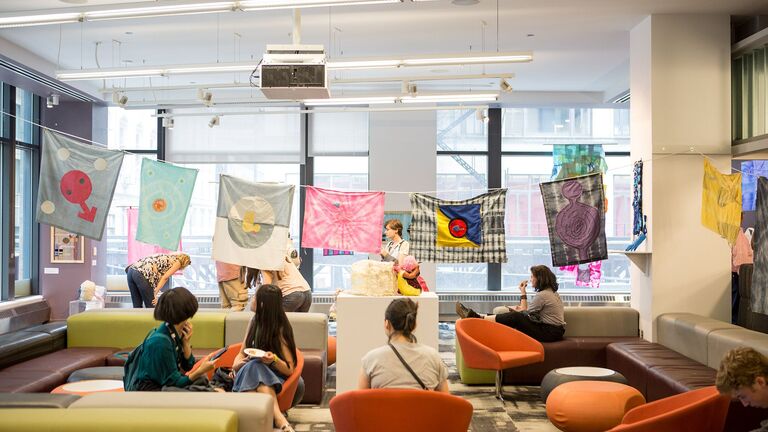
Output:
[455, 301, 481, 319]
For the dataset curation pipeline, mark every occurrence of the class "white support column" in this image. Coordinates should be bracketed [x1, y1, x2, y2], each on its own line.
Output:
[630, 14, 732, 340]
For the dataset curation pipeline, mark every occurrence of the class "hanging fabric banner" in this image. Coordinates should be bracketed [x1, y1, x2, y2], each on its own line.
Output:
[632, 161, 647, 236]
[409, 190, 508, 263]
[741, 160, 768, 212]
[127, 208, 181, 264]
[301, 186, 385, 253]
[136, 158, 197, 250]
[36, 130, 124, 241]
[751, 177, 768, 314]
[540, 173, 607, 267]
[212, 175, 294, 270]
[701, 159, 741, 246]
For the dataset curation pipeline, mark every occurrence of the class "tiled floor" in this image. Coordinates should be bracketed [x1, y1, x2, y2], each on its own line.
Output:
[287, 323, 557, 431]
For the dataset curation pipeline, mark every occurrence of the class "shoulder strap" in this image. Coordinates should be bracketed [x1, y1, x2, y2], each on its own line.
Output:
[388, 343, 427, 390]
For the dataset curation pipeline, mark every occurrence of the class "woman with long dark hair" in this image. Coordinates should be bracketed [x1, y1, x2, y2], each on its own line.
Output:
[232, 284, 298, 432]
[358, 298, 449, 392]
[456, 265, 566, 342]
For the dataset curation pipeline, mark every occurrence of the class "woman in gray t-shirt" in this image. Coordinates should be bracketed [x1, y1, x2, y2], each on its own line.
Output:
[359, 298, 449, 392]
[456, 265, 566, 342]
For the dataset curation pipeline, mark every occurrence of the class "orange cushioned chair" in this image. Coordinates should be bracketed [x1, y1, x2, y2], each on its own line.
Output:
[607, 386, 730, 432]
[327, 335, 336, 366]
[455, 318, 544, 401]
[330, 388, 473, 432]
[190, 343, 305, 412]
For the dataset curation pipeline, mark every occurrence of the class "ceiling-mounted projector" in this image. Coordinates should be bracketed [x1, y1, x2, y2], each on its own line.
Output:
[259, 44, 329, 100]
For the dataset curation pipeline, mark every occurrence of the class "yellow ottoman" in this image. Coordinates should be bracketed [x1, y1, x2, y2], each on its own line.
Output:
[546, 380, 645, 432]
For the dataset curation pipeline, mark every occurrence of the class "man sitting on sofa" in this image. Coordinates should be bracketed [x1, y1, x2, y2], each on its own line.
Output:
[717, 347, 768, 430]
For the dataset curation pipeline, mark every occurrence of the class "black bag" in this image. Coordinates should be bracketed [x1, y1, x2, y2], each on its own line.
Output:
[211, 367, 235, 392]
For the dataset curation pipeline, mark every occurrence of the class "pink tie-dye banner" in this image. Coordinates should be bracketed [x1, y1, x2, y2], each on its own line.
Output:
[127, 208, 181, 264]
[302, 186, 385, 254]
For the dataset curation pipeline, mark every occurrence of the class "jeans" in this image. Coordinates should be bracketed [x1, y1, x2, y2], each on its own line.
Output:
[127, 268, 154, 308]
[283, 290, 312, 312]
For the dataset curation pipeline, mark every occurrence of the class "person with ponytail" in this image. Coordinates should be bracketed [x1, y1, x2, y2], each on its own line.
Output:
[358, 298, 449, 392]
[232, 284, 298, 432]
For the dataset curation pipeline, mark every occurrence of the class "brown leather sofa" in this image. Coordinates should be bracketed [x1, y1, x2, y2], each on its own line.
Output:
[606, 313, 768, 432]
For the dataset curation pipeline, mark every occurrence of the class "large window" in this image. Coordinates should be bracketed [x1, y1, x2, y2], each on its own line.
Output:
[1, 85, 39, 300]
[435, 107, 631, 292]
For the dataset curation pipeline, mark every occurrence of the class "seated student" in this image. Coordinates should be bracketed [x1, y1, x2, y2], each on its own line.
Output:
[717, 347, 768, 414]
[456, 264, 566, 343]
[124, 287, 215, 391]
[358, 298, 449, 392]
[244, 247, 311, 313]
[232, 284, 298, 432]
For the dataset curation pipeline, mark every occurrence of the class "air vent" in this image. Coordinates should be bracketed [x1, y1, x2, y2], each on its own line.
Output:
[0, 56, 97, 103]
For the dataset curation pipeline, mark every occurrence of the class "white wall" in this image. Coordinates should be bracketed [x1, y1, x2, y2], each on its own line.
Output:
[369, 110, 437, 288]
[630, 14, 732, 340]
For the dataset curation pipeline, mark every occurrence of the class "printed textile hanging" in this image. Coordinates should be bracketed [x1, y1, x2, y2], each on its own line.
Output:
[409, 189, 507, 263]
[36, 130, 124, 241]
[301, 186, 385, 253]
[127, 208, 181, 265]
[212, 175, 294, 270]
[136, 158, 197, 250]
[751, 177, 768, 314]
[741, 160, 768, 212]
[540, 173, 607, 267]
[701, 159, 741, 246]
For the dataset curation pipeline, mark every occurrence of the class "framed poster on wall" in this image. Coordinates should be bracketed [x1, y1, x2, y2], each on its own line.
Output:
[50, 226, 84, 264]
[382, 211, 412, 241]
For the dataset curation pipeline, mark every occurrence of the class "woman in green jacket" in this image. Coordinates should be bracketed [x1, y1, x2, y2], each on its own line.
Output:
[124, 287, 215, 391]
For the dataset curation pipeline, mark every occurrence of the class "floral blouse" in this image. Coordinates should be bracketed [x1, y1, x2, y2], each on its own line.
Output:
[128, 254, 181, 288]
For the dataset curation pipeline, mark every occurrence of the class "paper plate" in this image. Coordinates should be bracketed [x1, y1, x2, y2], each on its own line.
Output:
[244, 348, 266, 358]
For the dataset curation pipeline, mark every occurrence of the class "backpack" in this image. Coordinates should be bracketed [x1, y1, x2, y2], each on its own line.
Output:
[123, 330, 153, 391]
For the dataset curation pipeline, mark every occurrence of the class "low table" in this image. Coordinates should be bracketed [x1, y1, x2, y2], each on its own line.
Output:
[546, 380, 645, 432]
[541, 366, 628, 402]
[51, 379, 125, 396]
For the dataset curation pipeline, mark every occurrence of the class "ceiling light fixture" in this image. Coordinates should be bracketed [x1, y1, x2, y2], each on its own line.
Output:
[208, 115, 221, 128]
[162, 117, 175, 129]
[58, 53, 530, 81]
[46, 94, 60, 109]
[112, 92, 128, 107]
[499, 78, 513, 93]
[197, 89, 214, 107]
[0, 0, 404, 28]
[304, 92, 498, 106]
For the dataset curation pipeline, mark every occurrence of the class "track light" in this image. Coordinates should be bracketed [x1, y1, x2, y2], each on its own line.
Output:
[197, 89, 213, 107]
[208, 115, 220, 128]
[499, 78, 513, 93]
[475, 108, 489, 124]
[162, 117, 175, 129]
[112, 92, 128, 107]
[46, 94, 60, 108]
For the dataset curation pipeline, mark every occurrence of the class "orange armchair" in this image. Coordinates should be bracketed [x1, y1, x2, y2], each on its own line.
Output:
[607, 386, 730, 432]
[455, 318, 544, 401]
[190, 343, 304, 412]
[330, 389, 473, 432]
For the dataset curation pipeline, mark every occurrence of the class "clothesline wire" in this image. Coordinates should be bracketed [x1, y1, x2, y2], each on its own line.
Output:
[2, 109, 754, 195]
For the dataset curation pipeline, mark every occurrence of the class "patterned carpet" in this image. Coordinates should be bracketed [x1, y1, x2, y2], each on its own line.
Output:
[287, 323, 555, 431]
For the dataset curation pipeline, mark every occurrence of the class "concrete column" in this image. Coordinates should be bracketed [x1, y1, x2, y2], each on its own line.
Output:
[630, 15, 732, 340]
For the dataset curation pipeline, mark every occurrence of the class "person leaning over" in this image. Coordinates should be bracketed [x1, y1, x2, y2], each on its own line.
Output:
[358, 298, 449, 392]
[717, 347, 768, 414]
[124, 287, 215, 391]
[126, 252, 191, 308]
[216, 261, 248, 311]
[456, 264, 566, 343]
[245, 253, 312, 313]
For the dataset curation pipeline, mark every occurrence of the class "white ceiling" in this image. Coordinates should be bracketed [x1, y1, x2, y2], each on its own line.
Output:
[0, 0, 766, 107]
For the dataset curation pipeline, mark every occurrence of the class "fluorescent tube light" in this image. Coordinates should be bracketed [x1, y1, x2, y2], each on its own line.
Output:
[56, 62, 257, 81]
[327, 52, 532, 70]
[85, 2, 234, 21]
[0, 12, 82, 29]
[57, 68, 166, 80]
[304, 96, 397, 106]
[400, 93, 498, 103]
[239, 0, 402, 11]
